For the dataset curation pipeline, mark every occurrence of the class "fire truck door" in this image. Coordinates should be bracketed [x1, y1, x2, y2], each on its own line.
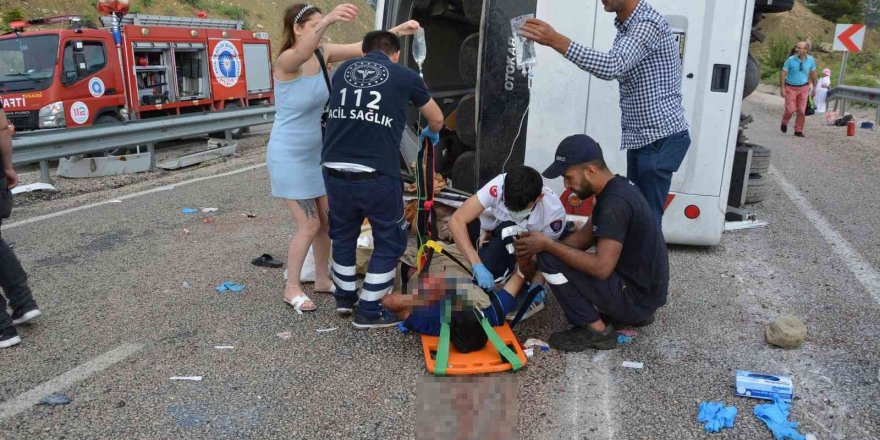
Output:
[60, 39, 120, 126]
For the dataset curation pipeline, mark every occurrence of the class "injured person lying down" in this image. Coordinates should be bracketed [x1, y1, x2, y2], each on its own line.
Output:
[381, 243, 544, 353]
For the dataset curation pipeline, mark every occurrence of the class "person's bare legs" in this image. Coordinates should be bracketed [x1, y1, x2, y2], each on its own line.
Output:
[282, 198, 320, 310]
[312, 196, 334, 292]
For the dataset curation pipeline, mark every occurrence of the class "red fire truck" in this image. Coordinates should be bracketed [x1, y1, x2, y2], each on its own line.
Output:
[0, 14, 273, 137]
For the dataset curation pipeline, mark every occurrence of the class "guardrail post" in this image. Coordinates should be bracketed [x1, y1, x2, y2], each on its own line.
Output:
[224, 129, 232, 142]
[147, 143, 156, 171]
[39, 160, 51, 184]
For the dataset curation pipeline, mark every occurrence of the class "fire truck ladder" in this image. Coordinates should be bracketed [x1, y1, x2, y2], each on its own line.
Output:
[100, 14, 243, 30]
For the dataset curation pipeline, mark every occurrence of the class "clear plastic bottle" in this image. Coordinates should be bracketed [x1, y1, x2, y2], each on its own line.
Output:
[412, 28, 426, 76]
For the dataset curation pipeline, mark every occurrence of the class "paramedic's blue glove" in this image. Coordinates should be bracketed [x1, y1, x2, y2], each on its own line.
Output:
[753, 397, 805, 440]
[698, 401, 737, 433]
[419, 127, 440, 146]
[472, 264, 495, 290]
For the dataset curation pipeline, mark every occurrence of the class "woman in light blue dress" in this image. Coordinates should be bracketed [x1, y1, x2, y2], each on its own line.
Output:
[268, 3, 420, 312]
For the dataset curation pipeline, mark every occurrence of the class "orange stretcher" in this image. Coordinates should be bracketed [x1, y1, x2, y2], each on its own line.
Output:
[421, 320, 527, 375]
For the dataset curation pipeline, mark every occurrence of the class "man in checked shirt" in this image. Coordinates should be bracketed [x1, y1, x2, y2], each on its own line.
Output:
[521, 0, 690, 227]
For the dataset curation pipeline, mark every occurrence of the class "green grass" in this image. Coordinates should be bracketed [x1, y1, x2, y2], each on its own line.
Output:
[213, 4, 248, 21]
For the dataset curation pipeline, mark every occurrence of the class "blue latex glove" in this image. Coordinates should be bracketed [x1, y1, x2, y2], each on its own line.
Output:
[472, 264, 495, 290]
[216, 281, 245, 293]
[419, 126, 440, 146]
[753, 396, 805, 440]
[697, 401, 737, 433]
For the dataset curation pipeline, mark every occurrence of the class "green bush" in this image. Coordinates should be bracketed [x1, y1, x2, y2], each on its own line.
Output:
[3, 8, 25, 25]
[759, 36, 795, 80]
[214, 5, 248, 21]
[181, 0, 204, 9]
[142, 0, 154, 8]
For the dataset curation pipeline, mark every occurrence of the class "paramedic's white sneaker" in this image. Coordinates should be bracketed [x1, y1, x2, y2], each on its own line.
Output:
[0, 326, 21, 348]
[12, 308, 41, 325]
[506, 288, 546, 322]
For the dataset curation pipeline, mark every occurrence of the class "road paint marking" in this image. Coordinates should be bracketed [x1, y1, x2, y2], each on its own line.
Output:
[0, 343, 143, 421]
[2, 163, 267, 230]
[559, 352, 615, 439]
[771, 165, 880, 305]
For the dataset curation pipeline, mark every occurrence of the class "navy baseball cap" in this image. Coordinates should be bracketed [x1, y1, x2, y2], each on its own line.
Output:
[541, 134, 604, 179]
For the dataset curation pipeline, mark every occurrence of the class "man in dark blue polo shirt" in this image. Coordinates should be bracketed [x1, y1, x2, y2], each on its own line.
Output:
[514, 135, 668, 351]
[322, 30, 444, 329]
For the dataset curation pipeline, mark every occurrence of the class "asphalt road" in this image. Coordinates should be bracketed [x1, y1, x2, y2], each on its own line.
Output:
[0, 91, 878, 439]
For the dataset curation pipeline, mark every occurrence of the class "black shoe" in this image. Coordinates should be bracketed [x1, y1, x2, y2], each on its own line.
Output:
[599, 312, 655, 328]
[12, 307, 41, 325]
[780, 124, 788, 133]
[0, 326, 21, 349]
[352, 308, 403, 329]
[335, 296, 358, 317]
[794, 131, 805, 137]
[548, 324, 617, 351]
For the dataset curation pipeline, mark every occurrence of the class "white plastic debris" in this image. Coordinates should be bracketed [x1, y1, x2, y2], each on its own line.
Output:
[170, 376, 203, 381]
[805, 434, 817, 440]
[622, 361, 644, 369]
[524, 338, 550, 352]
[524, 348, 534, 358]
[214, 345, 234, 349]
[724, 220, 768, 231]
[592, 352, 609, 363]
[316, 327, 338, 333]
[201, 208, 219, 213]
[182, 282, 192, 289]
[11, 182, 55, 194]
[276, 331, 292, 340]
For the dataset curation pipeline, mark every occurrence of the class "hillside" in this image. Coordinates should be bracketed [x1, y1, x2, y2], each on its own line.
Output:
[752, 0, 880, 87]
[0, 0, 376, 57]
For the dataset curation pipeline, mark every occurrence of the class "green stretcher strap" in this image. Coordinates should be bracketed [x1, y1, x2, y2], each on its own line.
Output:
[435, 299, 452, 376]
[479, 313, 524, 371]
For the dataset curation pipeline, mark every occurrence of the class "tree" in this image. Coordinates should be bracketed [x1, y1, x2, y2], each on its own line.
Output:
[807, 0, 865, 23]
[866, 0, 880, 27]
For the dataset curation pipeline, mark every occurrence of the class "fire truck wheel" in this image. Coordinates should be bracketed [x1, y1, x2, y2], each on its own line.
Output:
[93, 114, 130, 156]
[745, 173, 767, 204]
[210, 103, 247, 140]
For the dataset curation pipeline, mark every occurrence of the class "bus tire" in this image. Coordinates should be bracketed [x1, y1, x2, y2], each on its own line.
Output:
[451, 151, 477, 193]
[748, 144, 771, 175]
[745, 174, 767, 204]
[754, 0, 794, 13]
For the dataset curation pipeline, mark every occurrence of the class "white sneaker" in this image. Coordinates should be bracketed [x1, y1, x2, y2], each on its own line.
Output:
[507, 289, 546, 322]
[12, 309, 41, 325]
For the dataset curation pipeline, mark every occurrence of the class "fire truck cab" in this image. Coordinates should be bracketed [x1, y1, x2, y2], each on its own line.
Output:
[0, 14, 273, 135]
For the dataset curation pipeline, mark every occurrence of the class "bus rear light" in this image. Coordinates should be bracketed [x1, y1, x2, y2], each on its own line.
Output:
[684, 205, 700, 219]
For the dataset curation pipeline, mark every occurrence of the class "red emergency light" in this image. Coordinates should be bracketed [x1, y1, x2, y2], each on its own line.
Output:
[7, 15, 84, 31]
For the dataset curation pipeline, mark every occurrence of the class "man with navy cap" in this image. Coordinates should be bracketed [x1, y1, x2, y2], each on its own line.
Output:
[514, 134, 668, 351]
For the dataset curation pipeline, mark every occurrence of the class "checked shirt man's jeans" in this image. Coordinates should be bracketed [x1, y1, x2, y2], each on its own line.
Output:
[626, 130, 691, 227]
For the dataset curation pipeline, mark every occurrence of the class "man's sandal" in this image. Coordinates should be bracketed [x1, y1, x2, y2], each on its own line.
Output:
[284, 294, 317, 314]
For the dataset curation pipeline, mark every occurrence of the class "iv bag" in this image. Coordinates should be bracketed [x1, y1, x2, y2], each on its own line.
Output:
[413, 28, 427, 67]
[510, 14, 536, 75]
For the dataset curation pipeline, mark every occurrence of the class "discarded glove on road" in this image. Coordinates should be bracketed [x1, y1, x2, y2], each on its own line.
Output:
[753, 396, 805, 440]
[697, 401, 737, 433]
[216, 281, 245, 293]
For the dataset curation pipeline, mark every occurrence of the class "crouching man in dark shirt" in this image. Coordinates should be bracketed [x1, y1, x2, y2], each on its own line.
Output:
[513, 134, 669, 351]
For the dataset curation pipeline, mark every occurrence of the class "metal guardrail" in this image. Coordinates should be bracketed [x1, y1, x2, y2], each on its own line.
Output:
[12, 106, 274, 170]
[827, 85, 880, 122]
